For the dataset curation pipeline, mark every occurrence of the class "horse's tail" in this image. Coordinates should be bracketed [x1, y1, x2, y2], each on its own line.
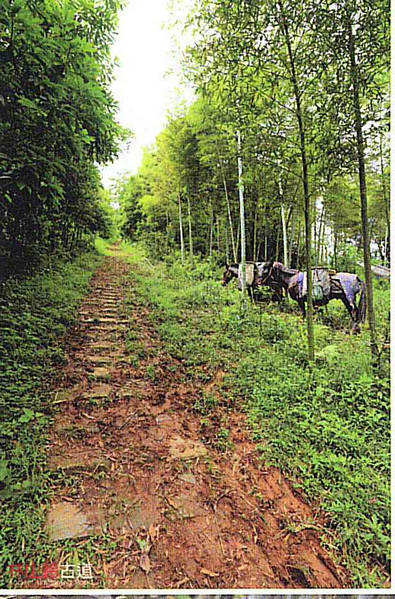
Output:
[358, 279, 367, 323]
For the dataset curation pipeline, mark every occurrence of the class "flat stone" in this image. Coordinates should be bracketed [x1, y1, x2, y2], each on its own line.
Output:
[85, 355, 115, 365]
[81, 317, 120, 324]
[166, 493, 205, 518]
[87, 325, 123, 334]
[128, 569, 155, 588]
[53, 388, 78, 404]
[81, 383, 112, 399]
[179, 472, 197, 485]
[89, 342, 115, 351]
[89, 367, 111, 380]
[120, 387, 134, 399]
[55, 422, 100, 437]
[109, 499, 157, 532]
[46, 502, 104, 541]
[156, 413, 173, 425]
[49, 454, 110, 473]
[169, 436, 208, 460]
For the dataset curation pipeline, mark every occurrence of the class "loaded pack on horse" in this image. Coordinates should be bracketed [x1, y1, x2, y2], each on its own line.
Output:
[222, 262, 283, 301]
[257, 261, 367, 333]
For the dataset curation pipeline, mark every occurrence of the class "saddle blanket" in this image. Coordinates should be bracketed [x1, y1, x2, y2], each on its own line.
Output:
[301, 268, 331, 300]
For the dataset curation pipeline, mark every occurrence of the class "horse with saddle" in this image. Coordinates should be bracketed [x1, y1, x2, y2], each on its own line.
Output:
[222, 260, 366, 333]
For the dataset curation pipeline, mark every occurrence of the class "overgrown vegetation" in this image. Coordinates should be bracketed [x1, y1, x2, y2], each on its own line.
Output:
[0, 251, 102, 587]
[0, 0, 127, 279]
[126, 246, 390, 587]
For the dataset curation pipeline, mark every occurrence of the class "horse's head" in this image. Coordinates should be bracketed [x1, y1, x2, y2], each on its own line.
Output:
[256, 260, 274, 286]
[222, 263, 238, 286]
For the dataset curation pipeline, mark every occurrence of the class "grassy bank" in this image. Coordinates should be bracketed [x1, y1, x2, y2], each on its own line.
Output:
[0, 250, 102, 587]
[125, 244, 390, 587]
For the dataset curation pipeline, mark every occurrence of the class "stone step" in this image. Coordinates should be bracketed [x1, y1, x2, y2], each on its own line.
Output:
[55, 421, 100, 438]
[88, 366, 111, 380]
[53, 387, 80, 404]
[80, 308, 119, 316]
[45, 502, 105, 541]
[49, 454, 110, 474]
[81, 317, 127, 324]
[82, 383, 113, 399]
[87, 341, 116, 351]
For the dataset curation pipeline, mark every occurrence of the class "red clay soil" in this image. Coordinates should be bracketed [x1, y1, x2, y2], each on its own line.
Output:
[40, 251, 351, 589]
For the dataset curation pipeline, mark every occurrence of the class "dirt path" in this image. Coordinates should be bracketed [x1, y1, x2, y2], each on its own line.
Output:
[43, 251, 350, 589]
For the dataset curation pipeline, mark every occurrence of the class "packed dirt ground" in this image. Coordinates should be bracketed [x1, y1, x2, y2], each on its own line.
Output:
[41, 249, 350, 588]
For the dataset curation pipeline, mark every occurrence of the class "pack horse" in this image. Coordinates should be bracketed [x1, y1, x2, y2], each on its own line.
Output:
[257, 261, 367, 333]
[222, 262, 283, 301]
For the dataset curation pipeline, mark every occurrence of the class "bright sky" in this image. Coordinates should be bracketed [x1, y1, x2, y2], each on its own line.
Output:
[100, 0, 195, 188]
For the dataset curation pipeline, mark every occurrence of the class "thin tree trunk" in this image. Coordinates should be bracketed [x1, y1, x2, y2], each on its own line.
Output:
[280, 1, 314, 360]
[178, 193, 185, 265]
[235, 222, 240, 261]
[209, 204, 214, 258]
[264, 232, 268, 261]
[225, 225, 229, 264]
[237, 129, 247, 298]
[253, 199, 259, 260]
[186, 194, 193, 262]
[278, 165, 288, 267]
[317, 204, 325, 265]
[347, 15, 378, 356]
[217, 146, 237, 262]
[281, 202, 288, 267]
[296, 225, 301, 268]
[379, 131, 390, 266]
[275, 226, 280, 261]
[288, 207, 296, 267]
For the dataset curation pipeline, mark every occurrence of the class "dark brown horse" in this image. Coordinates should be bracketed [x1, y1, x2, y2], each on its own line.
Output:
[222, 263, 283, 302]
[257, 261, 367, 332]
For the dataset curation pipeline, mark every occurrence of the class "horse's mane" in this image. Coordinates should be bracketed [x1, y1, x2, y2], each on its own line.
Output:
[273, 261, 299, 275]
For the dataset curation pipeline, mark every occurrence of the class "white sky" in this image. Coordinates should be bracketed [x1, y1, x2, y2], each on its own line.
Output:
[100, 0, 195, 188]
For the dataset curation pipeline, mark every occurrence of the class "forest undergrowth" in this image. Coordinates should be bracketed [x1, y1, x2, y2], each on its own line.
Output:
[125, 242, 390, 587]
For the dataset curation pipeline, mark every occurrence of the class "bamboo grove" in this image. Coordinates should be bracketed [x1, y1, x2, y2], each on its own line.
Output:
[118, 0, 389, 359]
[0, 0, 126, 278]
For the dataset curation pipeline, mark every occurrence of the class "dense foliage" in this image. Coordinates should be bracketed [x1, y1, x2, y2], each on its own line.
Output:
[0, 0, 126, 277]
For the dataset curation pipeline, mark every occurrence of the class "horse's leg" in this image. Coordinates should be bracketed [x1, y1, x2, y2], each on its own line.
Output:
[248, 285, 255, 304]
[298, 298, 306, 318]
[339, 293, 359, 333]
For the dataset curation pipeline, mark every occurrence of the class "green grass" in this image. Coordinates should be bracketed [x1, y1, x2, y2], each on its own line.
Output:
[127, 245, 390, 587]
[0, 251, 102, 587]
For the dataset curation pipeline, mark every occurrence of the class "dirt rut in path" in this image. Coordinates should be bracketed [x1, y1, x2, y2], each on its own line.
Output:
[44, 253, 349, 589]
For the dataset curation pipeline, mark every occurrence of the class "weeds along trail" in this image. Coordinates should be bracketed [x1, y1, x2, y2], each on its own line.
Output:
[41, 250, 349, 589]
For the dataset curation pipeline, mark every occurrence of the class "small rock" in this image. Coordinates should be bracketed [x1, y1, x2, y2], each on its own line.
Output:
[169, 435, 208, 460]
[81, 383, 112, 399]
[90, 366, 111, 380]
[178, 472, 197, 485]
[49, 454, 110, 474]
[45, 503, 101, 541]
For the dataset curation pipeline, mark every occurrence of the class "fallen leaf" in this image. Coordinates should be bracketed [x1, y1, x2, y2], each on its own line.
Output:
[201, 567, 219, 577]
